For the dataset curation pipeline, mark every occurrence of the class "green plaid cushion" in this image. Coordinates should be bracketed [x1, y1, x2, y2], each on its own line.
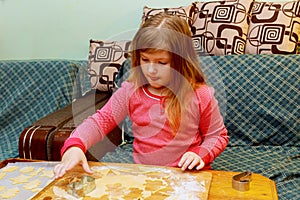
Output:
[0, 60, 89, 161]
[100, 143, 134, 164]
[200, 54, 300, 146]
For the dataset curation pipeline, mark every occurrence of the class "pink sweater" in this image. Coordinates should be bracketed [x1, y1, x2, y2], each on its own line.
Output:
[62, 81, 228, 168]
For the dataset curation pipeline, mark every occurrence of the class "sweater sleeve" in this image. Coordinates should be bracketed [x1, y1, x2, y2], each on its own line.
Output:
[61, 82, 133, 156]
[191, 86, 229, 165]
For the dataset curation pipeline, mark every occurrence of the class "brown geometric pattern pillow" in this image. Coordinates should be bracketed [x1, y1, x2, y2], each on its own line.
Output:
[88, 40, 131, 91]
[245, 1, 300, 54]
[190, 0, 254, 55]
[142, 5, 194, 33]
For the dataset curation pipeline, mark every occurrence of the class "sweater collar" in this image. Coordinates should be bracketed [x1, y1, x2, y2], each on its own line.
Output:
[142, 86, 165, 101]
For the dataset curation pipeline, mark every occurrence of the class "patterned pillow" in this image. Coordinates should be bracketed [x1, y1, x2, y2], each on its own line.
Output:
[190, 0, 254, 55]
[88, 40, 131, 91]
[245, 1, 300, 54]
[142, 5, 194, 34]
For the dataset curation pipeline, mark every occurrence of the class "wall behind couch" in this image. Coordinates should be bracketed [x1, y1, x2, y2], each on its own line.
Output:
[0, 0, 287, 60]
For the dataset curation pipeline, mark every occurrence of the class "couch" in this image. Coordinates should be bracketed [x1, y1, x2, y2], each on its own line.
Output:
[1, 54, 297, 199]
[1, 0, 300, 199]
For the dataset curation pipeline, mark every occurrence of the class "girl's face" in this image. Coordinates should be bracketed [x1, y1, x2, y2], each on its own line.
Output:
[140, 50, 172, 94]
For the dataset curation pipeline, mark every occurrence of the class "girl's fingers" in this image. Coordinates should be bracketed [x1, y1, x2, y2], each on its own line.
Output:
[82, 160, 93, 174]
[196, 160, 205, 170]
[179, 154, 194, 171]
[178, 154, 187, 169]
[181, 159, 192, 171]
[54, 164, 67, 179]
[54, 158, 77, 179]
[54, 162, 76, 178]
[53, 147, 90, 179]
[188, 159, 200, 170]
[178, 152, 204, 171]
[54, 159, 92, 179]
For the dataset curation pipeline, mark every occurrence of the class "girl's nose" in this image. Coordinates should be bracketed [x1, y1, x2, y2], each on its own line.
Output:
[148, 63, 157, 74]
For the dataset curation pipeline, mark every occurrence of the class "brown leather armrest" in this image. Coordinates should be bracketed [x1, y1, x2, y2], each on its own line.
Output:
[19, 90, 122, 161]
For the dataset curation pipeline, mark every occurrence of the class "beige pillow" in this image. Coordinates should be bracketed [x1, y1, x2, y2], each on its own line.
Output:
[190, 0, 254, 55]
[88, 40, 131, 91]
[245, 1, 300, 54]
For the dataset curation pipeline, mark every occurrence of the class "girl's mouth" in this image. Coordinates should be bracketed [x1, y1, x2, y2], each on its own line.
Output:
[149, 76, 159, 81]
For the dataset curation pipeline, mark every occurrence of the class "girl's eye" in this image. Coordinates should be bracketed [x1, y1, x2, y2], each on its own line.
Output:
[158, 62, 167, 65]
[141, 58, 149, 62]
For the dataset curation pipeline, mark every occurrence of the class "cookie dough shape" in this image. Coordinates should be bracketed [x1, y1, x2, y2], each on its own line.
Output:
[20, 166, 35, 173]
[0, 187, 20, 199]
[40, 169, 54, 178]
[2, 165, 18, 172]
[0, 172, 6, 180]
[0, 186, 5, 192]
[29, 167, 44, 176]
[23, 179, 41, 190]
[10, 174, 31, 184]
[88, 174, 148, 198]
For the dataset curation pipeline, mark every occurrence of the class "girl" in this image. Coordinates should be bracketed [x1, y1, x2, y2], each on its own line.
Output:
[54, 13, 228, 179]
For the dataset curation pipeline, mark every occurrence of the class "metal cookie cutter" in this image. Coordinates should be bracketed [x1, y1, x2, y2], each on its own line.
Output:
[232, 171, 252, 191]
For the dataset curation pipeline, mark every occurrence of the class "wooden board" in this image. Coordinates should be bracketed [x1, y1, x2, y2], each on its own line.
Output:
[33, 162, 212, 200]
[208, 170, 278, 200]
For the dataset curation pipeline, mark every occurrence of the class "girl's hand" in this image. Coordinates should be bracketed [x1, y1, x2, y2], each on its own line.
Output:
[178, 151, 205, 171]
[53, 147, 93, 179]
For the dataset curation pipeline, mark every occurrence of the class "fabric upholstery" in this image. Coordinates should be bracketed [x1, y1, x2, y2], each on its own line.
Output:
[88, 40, 131, 91]
[141, 1, 300, 55]
[190, 0, 254, 55]
[0, 60, 89, 161]
[199, 54, 299, 146]
[245, 1, 300, 54]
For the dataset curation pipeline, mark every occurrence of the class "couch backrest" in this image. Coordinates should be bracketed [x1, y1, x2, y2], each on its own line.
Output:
[200, 54, 299, 146]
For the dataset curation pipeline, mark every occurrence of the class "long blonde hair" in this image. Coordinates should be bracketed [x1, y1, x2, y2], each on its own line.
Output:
[128, 13, 206, 134]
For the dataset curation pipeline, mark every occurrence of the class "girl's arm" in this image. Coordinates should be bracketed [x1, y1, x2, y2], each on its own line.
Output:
[193, 86, 229, 166]
[61, 82, 132, 154]
[54, 82, 132, 178]
[61, 82, 132, 155]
